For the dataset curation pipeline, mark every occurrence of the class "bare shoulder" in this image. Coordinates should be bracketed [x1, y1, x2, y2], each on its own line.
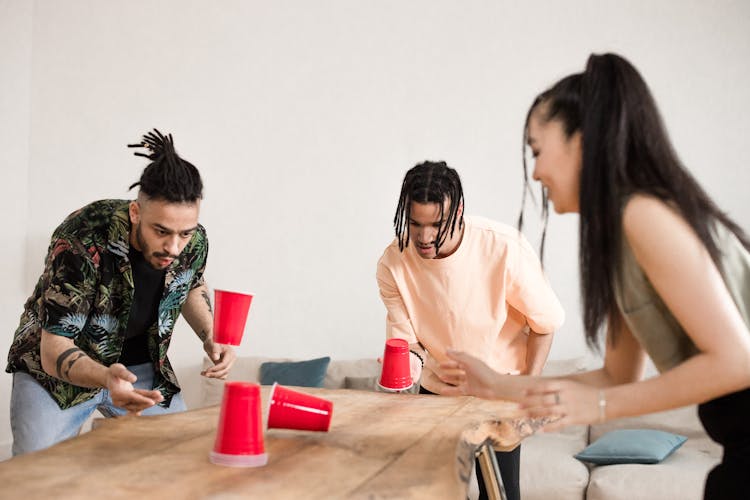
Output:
[622, 194, 689, 242]
[622, 194, 678, 226]
[622, 194, 703, 266]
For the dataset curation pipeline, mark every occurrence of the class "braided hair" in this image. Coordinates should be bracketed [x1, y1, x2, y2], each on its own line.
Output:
[394, 161, 464, 254]
[127, 129, 203, 203]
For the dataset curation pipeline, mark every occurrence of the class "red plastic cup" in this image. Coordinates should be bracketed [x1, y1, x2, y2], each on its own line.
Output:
[213, 289, 253, 346]
[378, 338, 413, 391]
[210, 381, 268, 467]
[267, 383, 334, 432]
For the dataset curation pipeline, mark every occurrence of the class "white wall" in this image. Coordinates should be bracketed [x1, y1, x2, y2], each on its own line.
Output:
[0, 0, 33, 460]
[2, 0, 749, 454]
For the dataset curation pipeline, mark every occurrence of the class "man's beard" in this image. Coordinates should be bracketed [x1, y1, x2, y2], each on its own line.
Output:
[135, 223, 176, 270]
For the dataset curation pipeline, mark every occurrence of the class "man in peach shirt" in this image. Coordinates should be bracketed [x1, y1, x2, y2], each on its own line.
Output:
[376, 161, 564, 500]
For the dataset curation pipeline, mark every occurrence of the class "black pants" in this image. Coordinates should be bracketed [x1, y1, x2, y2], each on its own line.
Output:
[419, 387, 521, 500]
[698, 386, 750, 500]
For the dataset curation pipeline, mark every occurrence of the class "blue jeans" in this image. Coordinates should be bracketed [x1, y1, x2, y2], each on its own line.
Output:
[10, 362, 186, 456]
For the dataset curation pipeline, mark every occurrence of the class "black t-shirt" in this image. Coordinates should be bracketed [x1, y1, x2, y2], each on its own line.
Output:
[120, 247, 165, 366]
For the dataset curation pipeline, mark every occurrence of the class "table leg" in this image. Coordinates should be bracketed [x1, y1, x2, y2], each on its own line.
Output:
[476, 442, 506, 500]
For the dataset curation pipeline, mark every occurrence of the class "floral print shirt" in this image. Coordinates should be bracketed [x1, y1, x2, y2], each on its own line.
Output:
[6, 199, 208, 409]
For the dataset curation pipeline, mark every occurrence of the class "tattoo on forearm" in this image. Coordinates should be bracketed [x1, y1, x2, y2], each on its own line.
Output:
[63, 352, 87, 381]
[199, 329, 209, 343]
[201, 290, 212, 313]
[55, 347, 84, 379]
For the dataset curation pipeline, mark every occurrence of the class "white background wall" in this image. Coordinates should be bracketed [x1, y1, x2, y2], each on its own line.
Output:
[1, 0, 749, 456]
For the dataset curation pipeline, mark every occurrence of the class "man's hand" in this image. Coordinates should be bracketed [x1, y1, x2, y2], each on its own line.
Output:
[439, 349, 511, 398]
[440, 349, 532, 401]
[201, 339, 236, 379]
[182, 284, 236, 380]
[41, 330, 161, 416]
[420, 350, 466, 395]
[105, 363, 163, 415]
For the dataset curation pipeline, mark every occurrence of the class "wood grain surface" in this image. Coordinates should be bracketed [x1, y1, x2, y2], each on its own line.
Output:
[0, 387, 548, 499]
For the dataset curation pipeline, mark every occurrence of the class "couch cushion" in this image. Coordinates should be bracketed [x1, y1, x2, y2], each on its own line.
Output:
[520, 355, 592, 500]
[324, 358, 380, 389]
[586, 447, 720, 500]
[575, 429, 686, 465]
[590, 405, 707, 441]
[259, 356, 331, 387]
[586, 405, 721, 500]
[520, 425, 590, 500]
[344, 375, 378, 391]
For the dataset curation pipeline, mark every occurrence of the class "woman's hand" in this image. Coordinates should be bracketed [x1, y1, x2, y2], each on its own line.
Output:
[520, 379, 604, 432]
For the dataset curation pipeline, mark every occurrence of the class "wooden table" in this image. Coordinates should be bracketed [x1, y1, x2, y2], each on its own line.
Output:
[0, 387, 545, 499]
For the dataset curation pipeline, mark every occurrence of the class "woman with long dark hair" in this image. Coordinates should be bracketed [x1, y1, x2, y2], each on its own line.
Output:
[440, 53, 750, 499]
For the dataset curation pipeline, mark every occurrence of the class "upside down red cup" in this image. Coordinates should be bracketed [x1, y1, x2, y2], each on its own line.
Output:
[213, 289, 253, 346]
[267, 383, 334, 432]
[378, 338, 413, 391]
[210, 381, 268, 467]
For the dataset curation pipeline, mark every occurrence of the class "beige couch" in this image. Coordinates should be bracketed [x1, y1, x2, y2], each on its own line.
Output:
[185, 356, 720, 500]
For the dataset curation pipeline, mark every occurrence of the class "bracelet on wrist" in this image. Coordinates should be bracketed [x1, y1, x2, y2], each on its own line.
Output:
[409, 349, 425, 368]
[598, 389, 607, 423]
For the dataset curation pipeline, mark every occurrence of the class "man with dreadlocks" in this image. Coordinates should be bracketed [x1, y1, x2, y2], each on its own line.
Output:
[376, 161, 564, 500]
[6, 129, 235, 456]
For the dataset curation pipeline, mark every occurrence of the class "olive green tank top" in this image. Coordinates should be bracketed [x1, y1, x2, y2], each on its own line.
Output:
[614, 221, 750, 372]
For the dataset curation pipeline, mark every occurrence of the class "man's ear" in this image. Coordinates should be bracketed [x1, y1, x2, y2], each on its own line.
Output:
[129, 200, 140, 225]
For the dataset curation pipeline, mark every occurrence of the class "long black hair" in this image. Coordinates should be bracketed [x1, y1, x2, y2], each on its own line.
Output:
[521, 53, 750, 350]
[394, 161, 464, 254]
[518, 74, 583, 264]
[128, 128, 203, 203]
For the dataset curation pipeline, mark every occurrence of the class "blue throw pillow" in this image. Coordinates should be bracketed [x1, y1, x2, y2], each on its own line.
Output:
[575, 429, 687, 465]
[259, 357, 331, 388]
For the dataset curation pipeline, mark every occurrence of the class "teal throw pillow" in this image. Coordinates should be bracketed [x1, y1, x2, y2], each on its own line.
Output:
[260, 357, 331, 388]
[575, 429, 687, 465]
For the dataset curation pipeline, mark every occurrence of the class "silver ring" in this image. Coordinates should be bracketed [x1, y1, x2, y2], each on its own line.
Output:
[554, 392, 560, 405]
